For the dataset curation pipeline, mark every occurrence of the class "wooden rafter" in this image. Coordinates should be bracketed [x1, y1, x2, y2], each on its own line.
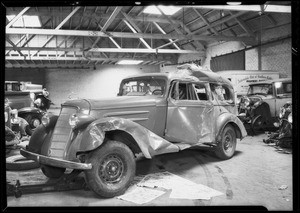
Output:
[6, 28, 255, 44]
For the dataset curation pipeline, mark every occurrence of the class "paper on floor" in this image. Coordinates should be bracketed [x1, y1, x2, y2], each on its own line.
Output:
[117, 186, 166, 204]
[137, 171, 223, 200]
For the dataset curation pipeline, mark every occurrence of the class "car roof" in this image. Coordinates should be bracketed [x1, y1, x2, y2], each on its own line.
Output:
[123, 64, 233, 87]
[249, 78, 292, 85]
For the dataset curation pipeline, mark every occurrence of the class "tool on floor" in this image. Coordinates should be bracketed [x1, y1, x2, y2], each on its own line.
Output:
[6, 170, 89, 198]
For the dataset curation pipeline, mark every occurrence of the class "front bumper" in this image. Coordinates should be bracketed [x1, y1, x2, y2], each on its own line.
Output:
[20, 149, 92, 170]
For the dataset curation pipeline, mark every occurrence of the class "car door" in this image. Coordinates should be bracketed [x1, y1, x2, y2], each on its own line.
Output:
[165, 81, 214, 144]
[274, 81, 292, 117]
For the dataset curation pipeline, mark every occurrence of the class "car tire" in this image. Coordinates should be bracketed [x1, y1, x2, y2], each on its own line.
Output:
[41, 164, 66, 179]
[84, 140, 136, 198]
[251, 115, 265, 135]
[24, 114, 41, 135]
[6, 155, 40, 171]
[215, 125, 237, 160]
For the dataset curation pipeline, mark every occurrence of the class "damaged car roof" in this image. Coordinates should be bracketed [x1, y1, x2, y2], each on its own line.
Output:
[123, 64, 233, 87]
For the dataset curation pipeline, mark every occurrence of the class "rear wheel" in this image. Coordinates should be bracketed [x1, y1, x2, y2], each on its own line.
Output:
[84, 140, 136, 198]
[41, 165, 66, 178]
[215, 125, 237, 160]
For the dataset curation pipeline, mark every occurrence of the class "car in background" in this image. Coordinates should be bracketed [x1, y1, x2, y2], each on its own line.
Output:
[21, 64, 247, 198]
[5, 81, 45, 134]
[238, 78, 292, 134]
[5, 81, 33, 109]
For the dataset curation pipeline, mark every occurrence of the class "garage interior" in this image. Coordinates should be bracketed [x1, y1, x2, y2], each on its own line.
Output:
[2, 0, 297, 211]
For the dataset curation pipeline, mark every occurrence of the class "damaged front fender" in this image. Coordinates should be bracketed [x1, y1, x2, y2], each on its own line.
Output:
[216, 112, 247, 142]
[77, 117, 180, 158]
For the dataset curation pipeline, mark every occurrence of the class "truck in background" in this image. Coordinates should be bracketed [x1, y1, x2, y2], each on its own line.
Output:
[216, 70, 280, 99]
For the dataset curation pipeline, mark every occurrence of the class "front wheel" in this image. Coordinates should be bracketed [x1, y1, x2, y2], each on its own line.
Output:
[84, 140, 136, 198]
[24, 114, 42, 135]
[215, 125, 237, 160]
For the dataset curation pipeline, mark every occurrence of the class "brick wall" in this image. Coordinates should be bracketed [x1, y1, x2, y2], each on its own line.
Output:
[202, 23, 291, 78]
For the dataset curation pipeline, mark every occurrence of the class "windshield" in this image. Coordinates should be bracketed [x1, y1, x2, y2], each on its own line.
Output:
[5, 83, 20, 91]
[119, 77, 166, 96]
[247, 84, 272, 96]
[276, 82, 292, 97]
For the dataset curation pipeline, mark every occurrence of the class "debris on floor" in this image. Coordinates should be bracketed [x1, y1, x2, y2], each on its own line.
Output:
[117, 186, 166, 204]
[278, 185, 288, 190]
[118, 171, 223, 204]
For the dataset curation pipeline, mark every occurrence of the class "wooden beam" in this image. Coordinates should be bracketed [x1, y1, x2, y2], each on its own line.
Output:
[30, 7, 81, 57]
[185, 5, 291, 13]
[6, 28, 256, 44]
[153, 22, 180, 50]
[6, 7, 30, 29]
[192, 8, 219, 35]
[122, 12, 151, 49]
[229, 11, 254, 37]
[89, 48, 202, 54]
[91, 6, 122, 49]
[191, 11, 248, 35]
[56, 6, 81, 29]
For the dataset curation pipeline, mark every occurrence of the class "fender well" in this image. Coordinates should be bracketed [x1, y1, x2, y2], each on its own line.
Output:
[216, 112, 247, 142]
[105, 130, 142, 155]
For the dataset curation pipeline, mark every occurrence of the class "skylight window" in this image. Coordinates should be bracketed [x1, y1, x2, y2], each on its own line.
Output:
[117, 60, 143, 65]
[6, 15, 41, 27]
[143, 6, 181, 15]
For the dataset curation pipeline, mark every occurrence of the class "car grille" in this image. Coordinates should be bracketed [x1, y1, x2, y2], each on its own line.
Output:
[48, 107, 77, 159]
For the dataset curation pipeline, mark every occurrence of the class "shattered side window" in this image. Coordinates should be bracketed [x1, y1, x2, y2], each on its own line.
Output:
[194, 84, 208, 100]
[210, 83, 233, 103]
[172, 82, 197, 101]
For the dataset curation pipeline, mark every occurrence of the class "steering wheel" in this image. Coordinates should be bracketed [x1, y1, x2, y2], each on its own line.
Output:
[152, 89, 163, 95]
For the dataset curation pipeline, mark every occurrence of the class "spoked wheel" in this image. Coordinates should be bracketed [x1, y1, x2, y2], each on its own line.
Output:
[84, 140, 136, 198]
[251, 115, 265, 135]
[215, 125, 237, 160]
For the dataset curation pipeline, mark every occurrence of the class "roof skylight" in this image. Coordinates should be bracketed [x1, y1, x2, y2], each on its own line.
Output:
[6, 15, 41, 27]
[117, 60, 143, 65]
[143, 6, 181, 15]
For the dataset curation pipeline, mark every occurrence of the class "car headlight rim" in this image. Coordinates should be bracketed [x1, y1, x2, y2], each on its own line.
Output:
[41, 113, 50, 127]
[288, 113, 292, 123]
[69, 114, 79, 129]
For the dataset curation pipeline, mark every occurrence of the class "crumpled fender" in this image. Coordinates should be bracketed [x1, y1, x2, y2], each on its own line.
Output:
[76, 117, 180, 158]
[215, 112, 247, 142]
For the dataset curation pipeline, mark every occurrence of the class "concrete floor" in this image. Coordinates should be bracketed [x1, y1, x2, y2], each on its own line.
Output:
[6, 133, 293, 210]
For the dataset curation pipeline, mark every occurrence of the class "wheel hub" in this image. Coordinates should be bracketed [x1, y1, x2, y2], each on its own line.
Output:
[32, 119, 41, 128]
[99, 155, 124, 184]
[224, 134, 233, 151]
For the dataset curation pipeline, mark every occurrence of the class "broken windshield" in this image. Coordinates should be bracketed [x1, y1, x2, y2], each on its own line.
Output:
[119, 77, 166, 96]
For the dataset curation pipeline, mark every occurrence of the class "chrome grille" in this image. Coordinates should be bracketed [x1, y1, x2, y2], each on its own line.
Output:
[49, 107, 77, 159]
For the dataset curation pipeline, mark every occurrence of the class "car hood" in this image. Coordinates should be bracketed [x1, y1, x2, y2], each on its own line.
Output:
[62, 96, 160, 111]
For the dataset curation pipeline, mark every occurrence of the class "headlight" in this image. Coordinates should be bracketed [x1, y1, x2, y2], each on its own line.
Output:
[42, 113, 50, 127]
[5, 112, 8, 122]
[244, 99, 250, 107]
[288, 113, 292, 123]
[34, 98, 42, 107]
[30, 92, 35, 100]
[69, 114, 79, 129]
[279, 108, 285, 118]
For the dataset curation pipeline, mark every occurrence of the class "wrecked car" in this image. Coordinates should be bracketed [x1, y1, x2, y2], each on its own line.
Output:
[21, 64, 247, 198]
[238, 78, 292, 135]
[263, 101, 292, 148]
